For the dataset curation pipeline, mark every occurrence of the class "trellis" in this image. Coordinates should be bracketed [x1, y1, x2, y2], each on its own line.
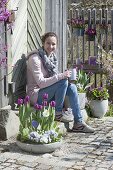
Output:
[67, 8, 113, 87]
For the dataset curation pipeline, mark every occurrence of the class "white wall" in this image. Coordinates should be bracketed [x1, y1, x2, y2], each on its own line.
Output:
[9, 0, 27, 66]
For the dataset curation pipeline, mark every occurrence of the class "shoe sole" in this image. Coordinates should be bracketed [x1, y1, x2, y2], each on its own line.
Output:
[55, 118, 73, 123]
[72, 129, 94, 133]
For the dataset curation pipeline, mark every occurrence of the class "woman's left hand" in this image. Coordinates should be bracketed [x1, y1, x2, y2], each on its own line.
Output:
[63, 70, 72, 78]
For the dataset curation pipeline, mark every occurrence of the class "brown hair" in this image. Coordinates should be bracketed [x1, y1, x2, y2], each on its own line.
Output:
[41, 32, 58, 44]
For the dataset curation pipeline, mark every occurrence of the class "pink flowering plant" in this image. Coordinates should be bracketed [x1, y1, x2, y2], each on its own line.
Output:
[0, 0, 11, 21]
[87, 86, 109, 100]
[17, 94, 62, 144]
[68, 18, 85, 29]
[85, 28, 96, 36]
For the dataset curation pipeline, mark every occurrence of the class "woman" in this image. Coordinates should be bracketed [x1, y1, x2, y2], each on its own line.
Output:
[27, 32, 94, 133]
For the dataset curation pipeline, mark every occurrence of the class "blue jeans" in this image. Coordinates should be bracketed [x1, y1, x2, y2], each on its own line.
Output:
[38, 79, 82, 123]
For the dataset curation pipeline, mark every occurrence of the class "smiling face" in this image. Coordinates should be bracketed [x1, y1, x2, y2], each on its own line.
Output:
[43, 36, 57, 56]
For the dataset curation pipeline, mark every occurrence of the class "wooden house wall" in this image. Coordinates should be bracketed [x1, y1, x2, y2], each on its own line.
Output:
[10, 0, 27, 66]
[0, 23, 8, 107]
[45, 0, 67, 72]
[0, 0, 67, 108]
[27, 0, 45, 52]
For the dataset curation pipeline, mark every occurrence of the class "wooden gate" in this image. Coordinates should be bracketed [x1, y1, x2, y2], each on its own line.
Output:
[67, 7, 113, 87]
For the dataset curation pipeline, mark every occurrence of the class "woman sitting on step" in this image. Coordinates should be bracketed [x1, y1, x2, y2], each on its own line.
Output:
[27, 32, 95, 133]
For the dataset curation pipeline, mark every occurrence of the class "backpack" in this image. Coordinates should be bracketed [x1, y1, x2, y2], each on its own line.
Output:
[11, 51, 39, 106]
[11, 54, 27, 103]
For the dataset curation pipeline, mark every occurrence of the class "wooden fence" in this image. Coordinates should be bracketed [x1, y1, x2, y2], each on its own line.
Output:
[67, 8, 113, 87]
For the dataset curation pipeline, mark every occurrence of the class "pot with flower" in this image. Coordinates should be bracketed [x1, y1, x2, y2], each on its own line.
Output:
[74, 69, 93, 122]
[68, 18, 85, 36]
[85, 28, 96, 41]
[65, 68, 93, 122]
[87, 87, 109, 118]
[16, 94, 62, 154]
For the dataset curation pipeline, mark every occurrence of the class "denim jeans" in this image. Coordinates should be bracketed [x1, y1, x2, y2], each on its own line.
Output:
[38, 79, 82, 123]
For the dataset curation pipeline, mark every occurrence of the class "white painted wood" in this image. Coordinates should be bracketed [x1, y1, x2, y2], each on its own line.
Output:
[45, 0, 67, 72]
[27, 0, 44, 52]
[11, 0, 27, 66]
[0, 23, 8, 107]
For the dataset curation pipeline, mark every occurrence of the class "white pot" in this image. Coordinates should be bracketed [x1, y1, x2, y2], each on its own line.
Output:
[78, 93, 86, 110]
[64, 93, 86, 110]
[16, 140, 62, 154]
[90, 99, 108, 118]
[81, 109, 88, 122]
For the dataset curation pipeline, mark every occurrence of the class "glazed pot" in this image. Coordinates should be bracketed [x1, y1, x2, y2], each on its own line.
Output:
[90, 99, 108, 118]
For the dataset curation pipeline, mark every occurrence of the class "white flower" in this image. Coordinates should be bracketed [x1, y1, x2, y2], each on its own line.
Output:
[42, 110, 49, 117]
[45, 130, 50, 135]
[48, 136, 52, 143]
[47, 130, 58, 138]
[53, 132, 58, 138]
[40, 135, 48, 144]
[34, 137, 40, 143]
[29, 136, 34, 140]
[29, 131, 40, 139]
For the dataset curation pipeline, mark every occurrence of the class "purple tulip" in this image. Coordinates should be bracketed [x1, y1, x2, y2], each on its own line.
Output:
[17, 98, 23, 105]
[32, 120, 39, 128]
[50, 101, 56, 107]
[24, 95, 30, 104]
[42, 93, 48, 100]
[42, 100, 48, 106]
[34, 104, 43, 110]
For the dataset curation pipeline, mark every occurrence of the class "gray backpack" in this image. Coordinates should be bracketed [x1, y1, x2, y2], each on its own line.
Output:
[11, 54, 27, 103]
[11, 51, 38, 104]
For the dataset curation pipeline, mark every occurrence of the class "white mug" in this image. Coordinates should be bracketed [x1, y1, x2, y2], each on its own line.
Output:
[69, 68, 77, 81]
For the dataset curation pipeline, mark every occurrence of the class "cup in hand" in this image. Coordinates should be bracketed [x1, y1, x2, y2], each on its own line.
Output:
[69, 68, 77, 81]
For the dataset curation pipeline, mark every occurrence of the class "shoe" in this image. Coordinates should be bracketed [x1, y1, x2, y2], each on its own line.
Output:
[72, 122, 95, 133]
[55, 111, 73, 123]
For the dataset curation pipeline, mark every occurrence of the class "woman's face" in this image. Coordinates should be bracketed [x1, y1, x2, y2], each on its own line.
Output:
[43, 36, 57, 56]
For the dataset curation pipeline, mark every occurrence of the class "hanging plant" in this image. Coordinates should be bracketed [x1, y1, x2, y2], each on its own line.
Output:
[85, 28, 96, 41]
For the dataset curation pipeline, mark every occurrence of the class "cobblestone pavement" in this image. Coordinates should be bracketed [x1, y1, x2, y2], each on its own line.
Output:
[0, 117, 113, 170]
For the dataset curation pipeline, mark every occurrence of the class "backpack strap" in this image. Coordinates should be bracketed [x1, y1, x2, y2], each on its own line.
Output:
[27, 50, 39, 61]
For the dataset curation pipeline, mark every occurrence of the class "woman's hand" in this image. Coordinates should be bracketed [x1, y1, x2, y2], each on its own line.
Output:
[63, 70, 71, 78]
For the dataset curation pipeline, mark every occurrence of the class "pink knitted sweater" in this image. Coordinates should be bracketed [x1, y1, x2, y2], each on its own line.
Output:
[27, 53, 66, 105]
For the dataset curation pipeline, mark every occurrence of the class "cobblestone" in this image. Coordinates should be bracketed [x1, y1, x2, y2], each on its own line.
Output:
[0, 117, 113, 169]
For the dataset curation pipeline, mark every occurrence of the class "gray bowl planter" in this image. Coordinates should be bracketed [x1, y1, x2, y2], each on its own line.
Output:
[16, 140, 62, 154]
